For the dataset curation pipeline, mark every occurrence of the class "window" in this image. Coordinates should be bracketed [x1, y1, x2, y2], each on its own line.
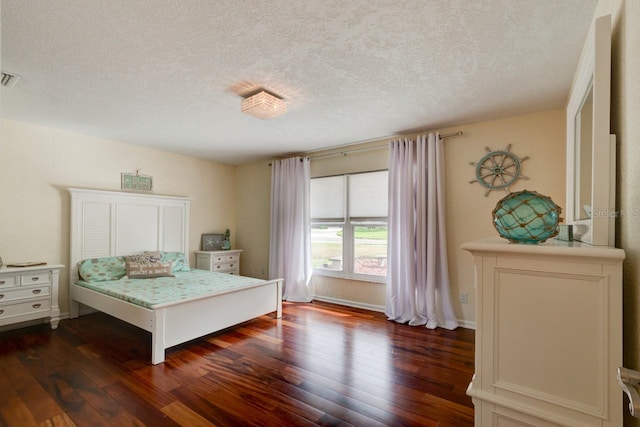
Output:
[310, 170, 388, 282]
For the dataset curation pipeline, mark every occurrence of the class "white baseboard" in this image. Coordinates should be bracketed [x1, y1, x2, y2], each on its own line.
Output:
[0, 311, 71, 333]
[313, 295, 475, 329]
[313, 295, 386, 313]
[457, 319, 476, 330]
[0, 318, 49, 332]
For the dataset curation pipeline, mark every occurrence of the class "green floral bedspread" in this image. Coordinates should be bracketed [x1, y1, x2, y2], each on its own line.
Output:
[75, 269, 267, 309]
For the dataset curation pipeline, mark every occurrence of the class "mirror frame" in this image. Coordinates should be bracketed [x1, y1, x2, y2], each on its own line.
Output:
[566, 14, 614, 246]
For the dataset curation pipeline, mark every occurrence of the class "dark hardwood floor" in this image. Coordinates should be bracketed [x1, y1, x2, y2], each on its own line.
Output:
[0, 301, 475, 426]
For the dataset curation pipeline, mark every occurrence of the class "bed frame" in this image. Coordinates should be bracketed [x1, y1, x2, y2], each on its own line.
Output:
[68, 188, 282, 364]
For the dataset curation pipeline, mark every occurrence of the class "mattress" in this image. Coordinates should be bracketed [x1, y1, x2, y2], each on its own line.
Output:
[74, 269, 266, 309]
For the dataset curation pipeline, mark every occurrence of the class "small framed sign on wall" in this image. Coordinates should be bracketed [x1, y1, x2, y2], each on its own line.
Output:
[121, 171, 153, 192]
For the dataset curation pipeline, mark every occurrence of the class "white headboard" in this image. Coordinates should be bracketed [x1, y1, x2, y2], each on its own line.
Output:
[68, 188, 191, 288]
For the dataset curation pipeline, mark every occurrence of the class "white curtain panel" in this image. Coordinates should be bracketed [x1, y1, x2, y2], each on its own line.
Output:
[385, 133, 458, 330]
[269, 157, 313, 302]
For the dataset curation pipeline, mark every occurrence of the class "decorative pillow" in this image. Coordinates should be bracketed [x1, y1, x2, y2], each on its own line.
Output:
[126, 261, 174, 279]
[77, 256, 126, 282]
[159, 252, 190, 272]
[124, 252, 162, 265]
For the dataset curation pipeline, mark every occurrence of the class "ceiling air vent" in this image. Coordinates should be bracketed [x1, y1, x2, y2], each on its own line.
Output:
[1, 71, 20, 88]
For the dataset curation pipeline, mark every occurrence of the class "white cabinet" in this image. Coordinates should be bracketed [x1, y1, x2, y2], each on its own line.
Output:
[462, 237, 624, 426]
[195, 250, 242, 275]
[0, 264, 64, 329]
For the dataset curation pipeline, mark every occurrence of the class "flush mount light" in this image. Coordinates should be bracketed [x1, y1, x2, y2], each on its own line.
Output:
[241, 90, 287, 120]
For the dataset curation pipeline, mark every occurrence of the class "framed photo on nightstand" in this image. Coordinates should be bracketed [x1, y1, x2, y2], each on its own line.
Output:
[201, 233, 224, 251]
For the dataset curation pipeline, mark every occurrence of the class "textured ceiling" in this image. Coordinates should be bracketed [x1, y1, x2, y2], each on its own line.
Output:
[1, 0, 597, 165]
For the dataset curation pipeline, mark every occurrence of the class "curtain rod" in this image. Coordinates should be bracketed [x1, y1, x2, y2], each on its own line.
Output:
[307, 130, 463, 161]
[268, 131, 463, 165]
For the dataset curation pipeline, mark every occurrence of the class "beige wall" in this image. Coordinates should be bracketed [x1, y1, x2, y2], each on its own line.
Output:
[592, 1, 640, 425]
[237, 109, 566, 325]
[0, 119, 237, 316]
[445, 109, 566, 325]
[235, 160, 272, 279]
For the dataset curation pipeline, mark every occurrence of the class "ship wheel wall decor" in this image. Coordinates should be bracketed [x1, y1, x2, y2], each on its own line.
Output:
[469, 144, 529, 196]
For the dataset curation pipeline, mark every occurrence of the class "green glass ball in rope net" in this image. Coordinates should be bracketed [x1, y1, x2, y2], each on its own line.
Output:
[492, 190, 562, 244]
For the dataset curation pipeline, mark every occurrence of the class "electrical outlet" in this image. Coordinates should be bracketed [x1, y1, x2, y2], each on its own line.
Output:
[460, 292, 468, 304]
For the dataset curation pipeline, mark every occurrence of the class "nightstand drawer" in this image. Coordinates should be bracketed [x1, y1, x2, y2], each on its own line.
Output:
[0, 285, 51, 303]
[213, 262, 237, 271]
[0, 299, 51, 319]
[0, 275, 18, 288]
[21, 272, 51, 286]
[212, 254, 238, 263]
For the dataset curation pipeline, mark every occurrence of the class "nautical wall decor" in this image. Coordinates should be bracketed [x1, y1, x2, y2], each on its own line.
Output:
[469, 144, 529, 196]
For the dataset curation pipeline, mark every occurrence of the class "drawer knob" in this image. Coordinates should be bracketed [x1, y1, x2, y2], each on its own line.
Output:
[0, 309, 3, 314]
[31, 277, 39, 281]
[230, 264, 234, 268]
[32, 303, 41, 309]
[0, 281, 5, 285]
[0, 294, 4, 299]
[32, 289, 42, 295]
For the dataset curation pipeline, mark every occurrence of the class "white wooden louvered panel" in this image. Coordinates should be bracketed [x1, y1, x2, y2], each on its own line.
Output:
[115, 204, 159, 255]
[161, 206, 186, 252]
[82, 202, 111, 259]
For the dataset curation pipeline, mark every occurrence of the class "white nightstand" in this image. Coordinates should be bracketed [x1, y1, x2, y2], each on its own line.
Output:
[195, 250, 242, 275]
[0, 264, 64, 329]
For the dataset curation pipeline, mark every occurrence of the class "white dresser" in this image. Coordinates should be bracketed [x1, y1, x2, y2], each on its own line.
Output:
[195, 250, 242, 275]
[461, 237, 624, 427]
[0, 264, 64, 329]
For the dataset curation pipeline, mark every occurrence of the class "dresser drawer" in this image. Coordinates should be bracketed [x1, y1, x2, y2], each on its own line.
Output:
[0, 285, 51, 304]
[0, 275, 18, 288]
[21, 271, 51, 286]
[0, 299, 51, 319]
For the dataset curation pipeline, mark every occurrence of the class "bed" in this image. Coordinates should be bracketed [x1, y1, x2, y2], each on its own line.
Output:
[68, 188, 282, 364]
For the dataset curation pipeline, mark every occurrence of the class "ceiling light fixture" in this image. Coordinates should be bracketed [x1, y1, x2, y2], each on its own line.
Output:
[241, 90, 287, 120]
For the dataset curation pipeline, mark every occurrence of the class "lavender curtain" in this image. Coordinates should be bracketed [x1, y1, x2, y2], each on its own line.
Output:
[385, 133, 458, 329]
[269, 156, 313, 302]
